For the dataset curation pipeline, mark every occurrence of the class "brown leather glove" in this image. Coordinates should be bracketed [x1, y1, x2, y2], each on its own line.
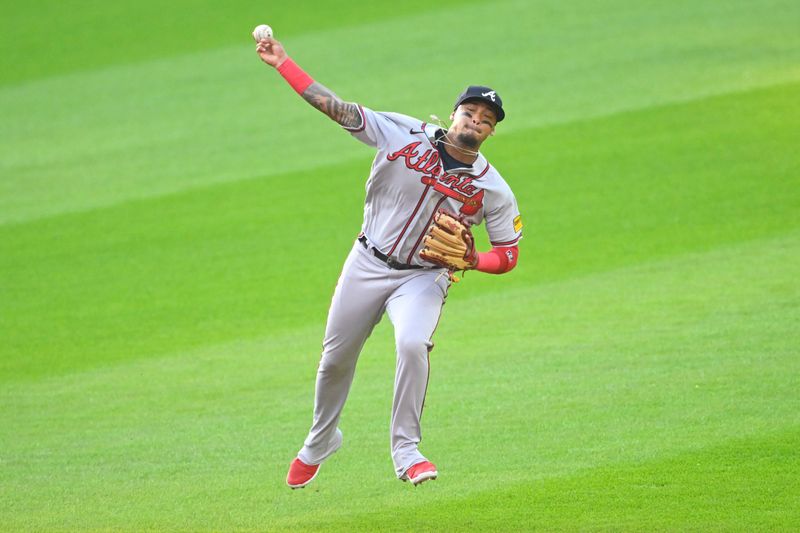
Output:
[419, 209, 478, 271]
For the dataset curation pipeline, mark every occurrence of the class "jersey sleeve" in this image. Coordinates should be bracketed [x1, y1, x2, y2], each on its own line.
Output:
[484, 182, 523, 247]
[343, 106, 420, 149]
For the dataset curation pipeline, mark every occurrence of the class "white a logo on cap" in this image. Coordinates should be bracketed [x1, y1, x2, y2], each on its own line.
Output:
[481, 90, 497, 102]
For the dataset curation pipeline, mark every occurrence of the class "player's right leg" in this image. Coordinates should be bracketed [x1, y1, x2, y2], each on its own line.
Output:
[288, 241, 390, 487]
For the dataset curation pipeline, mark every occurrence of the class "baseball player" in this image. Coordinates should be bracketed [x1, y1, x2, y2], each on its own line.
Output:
[254, 33, 523, 488]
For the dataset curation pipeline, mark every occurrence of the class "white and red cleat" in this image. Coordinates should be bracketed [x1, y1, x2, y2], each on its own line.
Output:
[404, 461, 438, 486]
[286, 428, 342, 489]
[286, 458, 321, 489]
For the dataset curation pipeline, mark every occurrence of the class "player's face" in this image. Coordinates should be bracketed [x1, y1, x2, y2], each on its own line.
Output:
[449, 101, 497, 149]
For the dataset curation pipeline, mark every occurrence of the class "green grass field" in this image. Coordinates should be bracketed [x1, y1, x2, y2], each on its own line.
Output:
[2, 1, 799, 531]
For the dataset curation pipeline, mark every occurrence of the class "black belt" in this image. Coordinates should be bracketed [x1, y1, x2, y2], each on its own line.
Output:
[358, 235, 424, 270]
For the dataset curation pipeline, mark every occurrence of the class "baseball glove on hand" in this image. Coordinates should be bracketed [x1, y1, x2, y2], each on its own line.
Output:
[420, 209, 478, 271]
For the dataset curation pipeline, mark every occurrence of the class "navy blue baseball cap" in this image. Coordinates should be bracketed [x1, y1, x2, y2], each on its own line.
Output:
[454, 85, 505, 122]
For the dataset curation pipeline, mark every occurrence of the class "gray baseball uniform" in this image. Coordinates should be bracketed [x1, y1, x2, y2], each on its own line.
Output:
[297, 106, 522, 478]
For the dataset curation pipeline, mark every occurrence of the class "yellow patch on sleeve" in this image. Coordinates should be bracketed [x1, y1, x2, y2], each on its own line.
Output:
[513, 215, 523, 233]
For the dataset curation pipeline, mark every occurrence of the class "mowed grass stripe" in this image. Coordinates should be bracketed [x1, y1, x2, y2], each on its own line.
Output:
[1, 228, 797, 530]
[3, 0, 799, 224]
[296, 430, 800, 532]
[2, 82, 798, 382]
[0, 0, 485, 87]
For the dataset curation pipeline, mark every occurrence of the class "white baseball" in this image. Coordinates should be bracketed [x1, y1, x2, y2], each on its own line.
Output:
[252, 24, 273, 42]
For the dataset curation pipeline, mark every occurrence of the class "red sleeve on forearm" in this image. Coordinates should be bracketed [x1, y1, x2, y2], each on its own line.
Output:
[475, 246, 519, 274]
[277, 58, 315, 95]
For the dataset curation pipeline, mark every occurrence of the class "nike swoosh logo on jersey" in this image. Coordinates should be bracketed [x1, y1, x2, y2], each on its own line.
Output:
[409, 128, 425, 135]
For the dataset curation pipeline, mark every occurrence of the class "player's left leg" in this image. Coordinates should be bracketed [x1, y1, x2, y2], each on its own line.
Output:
[385, 270, 449, 480]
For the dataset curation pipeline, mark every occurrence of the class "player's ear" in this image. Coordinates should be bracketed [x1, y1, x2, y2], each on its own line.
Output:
[449, 111, 455, 121]
[489, 125, 496, 136]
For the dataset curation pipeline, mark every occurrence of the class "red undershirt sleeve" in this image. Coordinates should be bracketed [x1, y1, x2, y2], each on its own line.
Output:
[475, 245, 519, 274]
[277, 58, 315, 95]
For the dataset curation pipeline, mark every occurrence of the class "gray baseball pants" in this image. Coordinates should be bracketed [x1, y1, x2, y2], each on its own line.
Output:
[296, 239, 449, 477]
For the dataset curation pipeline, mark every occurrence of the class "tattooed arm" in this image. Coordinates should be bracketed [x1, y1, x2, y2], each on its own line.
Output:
[255, 37, 363, 129]
[301, 82, 363, 129]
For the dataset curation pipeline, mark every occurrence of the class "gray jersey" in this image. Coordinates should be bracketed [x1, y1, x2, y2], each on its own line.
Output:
[345, 106, 523, 266]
